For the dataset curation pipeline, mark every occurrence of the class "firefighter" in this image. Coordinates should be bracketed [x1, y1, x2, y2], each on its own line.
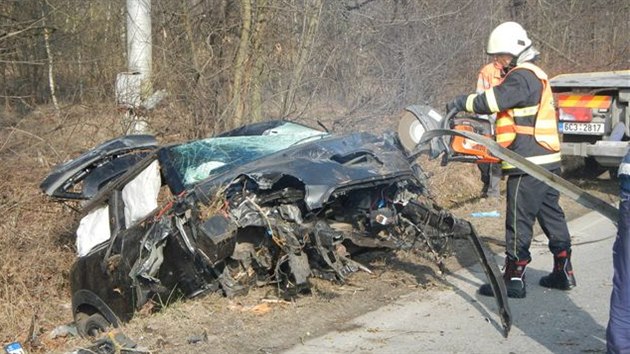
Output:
[475, 59, 504, 199]
[446, 21, 576, 299]
[607, 151, 630, 353]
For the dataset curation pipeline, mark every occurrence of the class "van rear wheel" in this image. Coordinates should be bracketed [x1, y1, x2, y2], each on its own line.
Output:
[609, 167, 619, 181]
[562, 156, 607, 179]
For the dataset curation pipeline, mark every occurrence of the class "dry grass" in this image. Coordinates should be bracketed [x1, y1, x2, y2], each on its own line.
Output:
[0, 105, 123, 349]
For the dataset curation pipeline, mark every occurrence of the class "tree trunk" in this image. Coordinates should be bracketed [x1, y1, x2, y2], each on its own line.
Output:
[250, 0, 270, 122]
[281, 0, 323, 118]
[230, 0, 253, 128]
[42, 8, 59, 114]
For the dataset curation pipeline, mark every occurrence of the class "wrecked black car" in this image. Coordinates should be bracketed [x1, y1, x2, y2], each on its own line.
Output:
[41, 119, 509, 337]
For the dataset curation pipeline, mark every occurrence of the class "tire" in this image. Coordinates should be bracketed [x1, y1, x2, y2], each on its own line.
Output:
[610, 167, 619, 181]
[562, 156, 606, 179]
[76, 312, 111, 338]
[583, 157, 607, 179]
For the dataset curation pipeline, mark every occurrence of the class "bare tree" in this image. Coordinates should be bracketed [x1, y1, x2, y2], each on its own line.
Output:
[228, 0, 252, 127]
[0, 0, 627, 133]
[278, 0, 323, 118]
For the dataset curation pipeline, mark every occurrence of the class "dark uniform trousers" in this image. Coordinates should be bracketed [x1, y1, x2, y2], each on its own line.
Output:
[607, 193, 630, 353]
[607, 151, 630, 353]
[505, 169, 572, 262]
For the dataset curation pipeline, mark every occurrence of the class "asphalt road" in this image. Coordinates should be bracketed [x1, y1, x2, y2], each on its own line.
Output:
[282, 210, 617, 354]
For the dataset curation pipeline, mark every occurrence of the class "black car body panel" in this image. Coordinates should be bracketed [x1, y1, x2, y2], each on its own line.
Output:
[40, 135, 157, 200]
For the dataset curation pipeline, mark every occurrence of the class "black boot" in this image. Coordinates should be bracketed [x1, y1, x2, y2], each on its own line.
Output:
[479, 258, 528, 299]
[539, 250, 576, 290]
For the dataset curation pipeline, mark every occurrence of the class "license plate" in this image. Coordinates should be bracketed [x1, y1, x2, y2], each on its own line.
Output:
[559, 122, 605, 135]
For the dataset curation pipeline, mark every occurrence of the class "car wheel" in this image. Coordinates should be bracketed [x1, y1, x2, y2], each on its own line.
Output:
[76, 312, 111, 338]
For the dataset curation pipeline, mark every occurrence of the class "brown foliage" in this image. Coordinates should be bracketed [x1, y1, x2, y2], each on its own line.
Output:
[1, 1, 627, 135]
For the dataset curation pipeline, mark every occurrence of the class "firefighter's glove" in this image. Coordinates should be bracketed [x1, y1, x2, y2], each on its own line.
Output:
[446, 95, 468, 114]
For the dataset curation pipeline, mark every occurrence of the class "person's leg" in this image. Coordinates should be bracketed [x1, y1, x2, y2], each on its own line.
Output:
[486, 163, 502, 198]
[607, 196, 630, 352]
[480, 174, 542, 298]
[505, 174, 543, 261]
[536, 173, 575, 290]
[479, 163, 490, 196]
[536, 185, 571, 255]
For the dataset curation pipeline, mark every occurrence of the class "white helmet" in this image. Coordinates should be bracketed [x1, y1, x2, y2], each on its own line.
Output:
[486, 22, 532, 56]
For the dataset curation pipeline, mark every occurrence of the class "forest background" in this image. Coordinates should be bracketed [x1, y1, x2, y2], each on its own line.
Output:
[2, 0, 628, 136]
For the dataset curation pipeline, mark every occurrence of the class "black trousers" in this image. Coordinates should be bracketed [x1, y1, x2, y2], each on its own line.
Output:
[478, 162, 501, 197]
[505, 170, 571, 261]
[607, 187, 630, 352]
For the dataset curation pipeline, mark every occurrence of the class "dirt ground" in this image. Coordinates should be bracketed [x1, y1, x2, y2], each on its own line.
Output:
[0, 106, 620, 353]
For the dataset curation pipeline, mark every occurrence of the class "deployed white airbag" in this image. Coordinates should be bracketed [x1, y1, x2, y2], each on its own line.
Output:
[75, 160, 161, 257]
[76, 205, 110, 257]
[122, 160, 161, 226]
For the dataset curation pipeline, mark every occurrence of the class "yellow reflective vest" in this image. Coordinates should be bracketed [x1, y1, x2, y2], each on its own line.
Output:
[494, 63, 560, 152]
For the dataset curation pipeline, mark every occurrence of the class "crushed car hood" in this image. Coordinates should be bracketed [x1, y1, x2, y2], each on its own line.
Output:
[175, 132, 416, 210]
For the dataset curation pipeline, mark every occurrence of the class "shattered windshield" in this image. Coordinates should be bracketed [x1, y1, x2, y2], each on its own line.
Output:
[167, 122, 327, 187]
